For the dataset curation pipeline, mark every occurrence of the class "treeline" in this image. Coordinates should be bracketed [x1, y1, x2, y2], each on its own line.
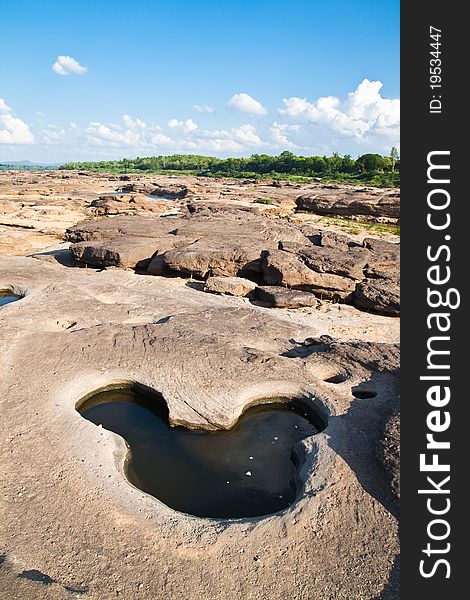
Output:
[60, 150, 400, 186]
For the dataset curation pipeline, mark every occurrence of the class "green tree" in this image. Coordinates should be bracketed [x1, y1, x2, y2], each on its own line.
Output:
[356, 153, 388, 172]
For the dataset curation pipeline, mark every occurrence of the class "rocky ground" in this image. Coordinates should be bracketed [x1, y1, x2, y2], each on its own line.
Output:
[0, 171, 400, 599]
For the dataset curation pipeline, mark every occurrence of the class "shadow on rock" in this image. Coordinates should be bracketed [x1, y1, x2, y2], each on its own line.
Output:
[327, 371, 400, 519]
[31, 248, 75, 267]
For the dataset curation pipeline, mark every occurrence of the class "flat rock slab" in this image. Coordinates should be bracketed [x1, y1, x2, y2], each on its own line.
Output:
[255, 286, 320, 308]
[204, 276, 257, 297]
[0, 255, 399, 600]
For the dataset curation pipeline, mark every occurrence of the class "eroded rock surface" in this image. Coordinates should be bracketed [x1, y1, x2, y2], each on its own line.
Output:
[0, 171, 400, 257]
[296, 186, 400, 222]
[66, 210, 400, 315]
[0, 171, 400, 599]
[255, 286, 319, 308]
[0, 255, 399, 600]
[204, 276, 257, 297]
[87, 193, 171, 216]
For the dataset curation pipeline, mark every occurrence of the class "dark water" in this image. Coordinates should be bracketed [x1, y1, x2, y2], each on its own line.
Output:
[78, 386, 324, 519]
[0, 291, 20, 307]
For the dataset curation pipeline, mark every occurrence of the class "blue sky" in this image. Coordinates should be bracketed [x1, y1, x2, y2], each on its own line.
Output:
[0, 0, 399, 162]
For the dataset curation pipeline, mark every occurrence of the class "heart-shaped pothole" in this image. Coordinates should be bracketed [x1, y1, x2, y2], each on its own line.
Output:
[77, 384, 326, 519]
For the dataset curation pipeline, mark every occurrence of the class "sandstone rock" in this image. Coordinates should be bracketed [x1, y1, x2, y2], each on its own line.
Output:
[280, 242, 368, 280]
[87, 194, 170, 216]
[160, 243, 263, 278]
[320, 230, 356, 249]
[262, 250, 356, 301]
[255, 286, 319, 308]
[296, 187, 400, 222]
[362, 237, 400, 280]
[65, 215, 185, 243]
[354, 279, 400, 316]
[116, 183, 189, 199]
[64, 209, 399, 315]
[70, 238, 158, 269]
[149, 184, 189, 199]
[363, 237, 400, 254]
[0, 254, 399, 600]
[204, 276, 256, 297]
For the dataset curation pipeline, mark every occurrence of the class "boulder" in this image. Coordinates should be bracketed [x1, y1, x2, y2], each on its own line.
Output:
[70, 237, 158, 269]
[320, 230, 356, 249]
[65, 210, 400, 315]
[160, 243, 263, 279]
[280, 242, 368, 280]
[149, 184, 189, 199]
[354, 279, 400, 316]
[87, 194, 170, 216]
[296, 187, 400, 222]
[204, 276, 257, 297]
[255, 286, 319, 308]
[115, 183, 188, 199]
[262, 250, 356, 301]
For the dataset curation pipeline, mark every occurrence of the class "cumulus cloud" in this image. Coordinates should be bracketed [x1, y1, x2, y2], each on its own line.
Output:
[167, 118, 198, 133]
[0, 99, 35, 144]
[270, 122, 299, 148]
[52, 55, 87, 76]
[228, 92, 267, 115]
[193, 104, 214, 113]
[70, 115, 266, 155]
[232, 124, 263, 146]
[81, 115, 170, 148]
[24, 79, 399, 160]
[42, 124, 66, 145]
[279, 79, 399, 147]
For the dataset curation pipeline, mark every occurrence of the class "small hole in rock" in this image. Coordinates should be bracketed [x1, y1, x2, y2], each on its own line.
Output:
[323, 373, 347, 384]
[352, 390, 377, 399]
[76, 384, 326, 519]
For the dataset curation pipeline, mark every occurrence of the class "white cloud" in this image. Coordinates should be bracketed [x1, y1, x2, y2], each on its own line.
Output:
[83, 116, 171, 148]
[193, 104, 214, 113]
[228, 92, 267, 115]
[52, 55, 87, 76]
[232, 124, 263, 146]
[121, 114, 147, 130]
[167, 118, 198, 132]
[15, 79, 398, 161]
[150, 132, 172, 144]
[279, 79, 399, 148]
[270, 122, 299, 148]
[42, 124, 66, 144]
[0, 99, 35, 144]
